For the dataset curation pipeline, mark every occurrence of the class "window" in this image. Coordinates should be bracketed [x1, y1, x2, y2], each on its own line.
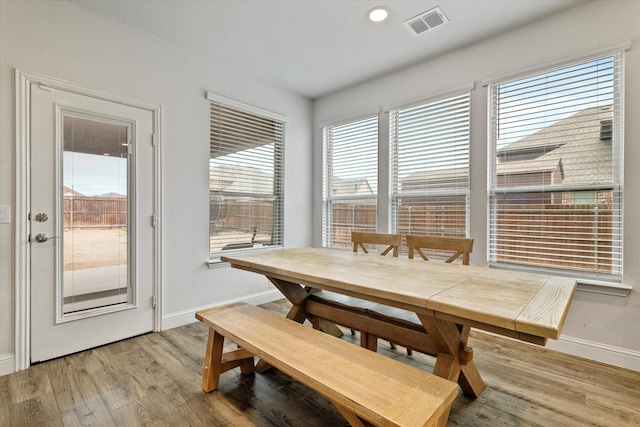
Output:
[488, 52, 624, 280]
[209, 95, 284, 255]
[322, 115, 378, 249]
[389, 93, 471, 251]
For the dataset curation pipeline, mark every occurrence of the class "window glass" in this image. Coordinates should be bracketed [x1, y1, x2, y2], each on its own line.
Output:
[322, 116, 378, 249]
[389, 93, 471, 254]
[209, 100, 284, 254]
[488, 53, 623, 279]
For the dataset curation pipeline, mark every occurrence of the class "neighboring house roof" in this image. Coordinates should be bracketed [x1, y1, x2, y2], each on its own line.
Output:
[496, 158, 563, 176]
[99, 192, 126, 198]
[497, 106, 613, 185]
[63, 186, 85, 197]
[332, 177, 373, 196]
[210, 165, 274, 194]
[534, 137, 611, 185]
[400, 168, 469, 191]
[497, 106, 612, 158]
[396, 106, 612, 191]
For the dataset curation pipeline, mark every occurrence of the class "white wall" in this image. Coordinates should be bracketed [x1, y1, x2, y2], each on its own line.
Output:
[313, 0, 640, 370]
[0, 0, 313, 374]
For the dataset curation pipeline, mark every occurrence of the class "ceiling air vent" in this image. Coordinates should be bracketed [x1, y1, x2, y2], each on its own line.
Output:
[404, 6, 448, 36]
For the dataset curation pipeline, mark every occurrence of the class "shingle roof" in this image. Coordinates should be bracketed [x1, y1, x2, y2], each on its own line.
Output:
[332, 177, 373, 195]
[210, 165, 273, 194]
[497, 106, 613, 185]
[497, 106, 613, 156]
[496, 158, 563, 176]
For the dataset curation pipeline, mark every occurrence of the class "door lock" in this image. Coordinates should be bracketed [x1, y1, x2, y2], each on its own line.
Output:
[34, 233, 59, 243]
[35, 213, 48, 222]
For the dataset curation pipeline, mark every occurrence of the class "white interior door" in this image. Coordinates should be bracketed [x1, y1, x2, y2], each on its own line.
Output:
[30, 83, 156, 363]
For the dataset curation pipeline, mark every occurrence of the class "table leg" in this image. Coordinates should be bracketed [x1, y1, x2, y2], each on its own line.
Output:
[256, 277, 315, 373]
[459, 360, 485, 397]
[267, 277, 341, 335]
[333, 400, 375, 427]
[268, 277, 312, 308]
[417, 314, 485, 397]
[360, 332, 378, 351]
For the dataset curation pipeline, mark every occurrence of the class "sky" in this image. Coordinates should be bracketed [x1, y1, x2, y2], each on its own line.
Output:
[63, 152, 127, 197]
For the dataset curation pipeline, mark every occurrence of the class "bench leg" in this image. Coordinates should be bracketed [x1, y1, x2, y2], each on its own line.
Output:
[202, 329, 256, 392]
[202, 328, 225, 392]
[435, 405, 452, 427]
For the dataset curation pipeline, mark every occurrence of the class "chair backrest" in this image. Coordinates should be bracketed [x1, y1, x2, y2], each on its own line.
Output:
[406, 235, 474, 265]
[352, 232, 401, 257]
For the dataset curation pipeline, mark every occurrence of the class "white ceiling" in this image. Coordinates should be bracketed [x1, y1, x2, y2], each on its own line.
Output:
[69, 0, 588, 99]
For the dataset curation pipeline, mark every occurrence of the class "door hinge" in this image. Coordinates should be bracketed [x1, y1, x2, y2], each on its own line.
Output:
[151, 214, 157, 228]
[152, 296, 157, 309]
[151, 133, 157, 146]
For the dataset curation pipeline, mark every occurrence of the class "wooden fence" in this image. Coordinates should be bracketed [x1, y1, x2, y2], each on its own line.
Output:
[69, 195, 615, 272]
[64, 196, 127, 229]
[210, 199, 275, 232]
[494, 203, 614, 272]
[330, 202, 467, 249]
[329, 201, 615, 272]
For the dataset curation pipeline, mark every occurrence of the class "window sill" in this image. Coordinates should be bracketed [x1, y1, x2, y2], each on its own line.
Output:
[488, 263, 630, 297]
[206, 246, 283, 269]
[575, 280, 631, 297]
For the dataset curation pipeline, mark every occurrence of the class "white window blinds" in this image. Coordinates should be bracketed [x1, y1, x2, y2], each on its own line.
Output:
[322, 115, 378, 249]
[389, 93, 471, 245]
[488, 52, 624, 280]
[209, 99, 284, 254]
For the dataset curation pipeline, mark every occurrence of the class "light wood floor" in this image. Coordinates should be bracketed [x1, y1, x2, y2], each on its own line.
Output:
[2, 299, 639, 427]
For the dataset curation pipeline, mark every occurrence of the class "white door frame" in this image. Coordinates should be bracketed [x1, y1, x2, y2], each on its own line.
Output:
[14, 69, 163, 371]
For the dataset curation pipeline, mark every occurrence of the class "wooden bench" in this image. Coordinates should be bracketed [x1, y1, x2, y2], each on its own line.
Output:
[196, 302, 458, 427]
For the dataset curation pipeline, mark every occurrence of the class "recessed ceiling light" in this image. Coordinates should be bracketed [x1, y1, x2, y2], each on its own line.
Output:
[368, 7, 389, 22]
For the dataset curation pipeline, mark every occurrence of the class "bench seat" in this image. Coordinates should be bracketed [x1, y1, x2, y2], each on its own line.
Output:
[196, 302, 458, 427]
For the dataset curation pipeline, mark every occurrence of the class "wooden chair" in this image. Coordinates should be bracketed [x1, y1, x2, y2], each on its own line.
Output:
[310, 231, 400, 340]
[351, 231, 401, 257]
[398, 234, 474, 355]
[406, 235, 474, 265]
[351, 231, 402, 349]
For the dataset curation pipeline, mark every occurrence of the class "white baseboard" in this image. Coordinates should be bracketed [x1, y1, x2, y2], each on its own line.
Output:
[547, 335, 640, 372]
[1, 353, 15, 376]
[161, 289, 282, 330]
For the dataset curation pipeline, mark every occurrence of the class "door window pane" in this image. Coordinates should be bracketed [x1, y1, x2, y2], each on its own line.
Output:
[63, 115, 130, 314]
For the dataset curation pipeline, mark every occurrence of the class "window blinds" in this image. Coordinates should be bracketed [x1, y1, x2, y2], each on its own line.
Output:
[488, 52, 623, 279]
[389, 93, 470, 242]
[209, 100, 284, 253]
[322, 115, 378, 249]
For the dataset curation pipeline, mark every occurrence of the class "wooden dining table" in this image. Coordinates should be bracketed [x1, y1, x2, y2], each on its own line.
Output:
[221, 247, 577, 398]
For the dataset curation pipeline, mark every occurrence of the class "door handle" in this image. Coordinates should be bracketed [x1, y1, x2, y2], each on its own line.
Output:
[34, 233, 59, 243]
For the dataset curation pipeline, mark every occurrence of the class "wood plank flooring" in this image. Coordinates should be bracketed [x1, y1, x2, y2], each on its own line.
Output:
[2, 299, 639, 426]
